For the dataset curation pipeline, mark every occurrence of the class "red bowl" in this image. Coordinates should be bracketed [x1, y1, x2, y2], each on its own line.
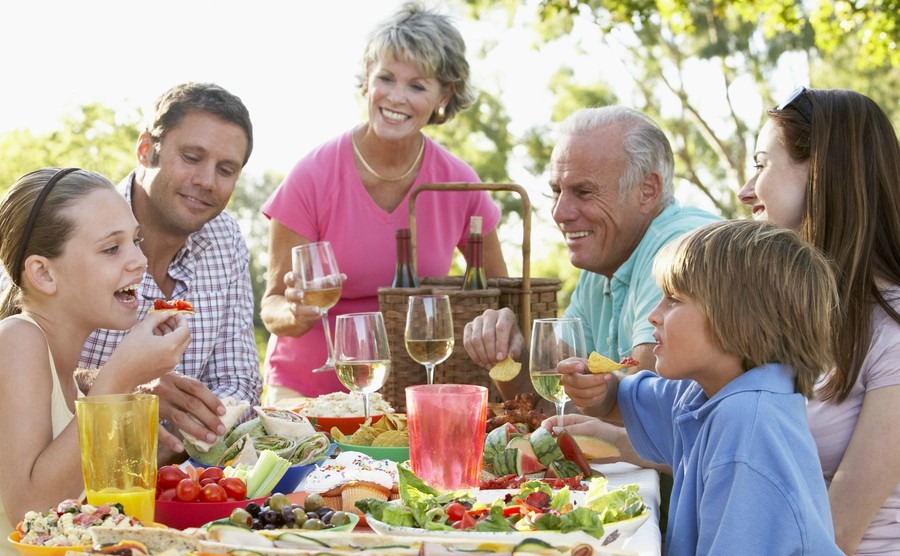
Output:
[301, 414, 384, 435]
[154, 495, 267, 530]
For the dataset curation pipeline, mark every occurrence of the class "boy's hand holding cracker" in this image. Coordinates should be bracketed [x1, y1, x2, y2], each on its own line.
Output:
[587, 352, 639, 374]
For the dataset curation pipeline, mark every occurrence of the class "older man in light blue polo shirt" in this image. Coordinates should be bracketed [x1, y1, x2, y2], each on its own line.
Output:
[463, 106, 720, 416]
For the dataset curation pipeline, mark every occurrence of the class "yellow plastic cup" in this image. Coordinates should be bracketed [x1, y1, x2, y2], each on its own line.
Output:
[75, 394, 158, 523]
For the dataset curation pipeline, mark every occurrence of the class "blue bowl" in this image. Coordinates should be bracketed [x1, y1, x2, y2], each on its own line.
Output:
[272, 462, 317, 494]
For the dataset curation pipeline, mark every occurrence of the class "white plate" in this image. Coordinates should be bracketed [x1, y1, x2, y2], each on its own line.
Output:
[365, 489, 650, 549]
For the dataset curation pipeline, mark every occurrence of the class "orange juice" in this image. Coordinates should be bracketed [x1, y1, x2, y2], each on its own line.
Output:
[87, 486, 155, 523]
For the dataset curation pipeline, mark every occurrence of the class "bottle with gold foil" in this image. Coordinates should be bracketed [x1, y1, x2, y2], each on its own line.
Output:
[391, 228, 419, 288]
[462, 216, 488, 290]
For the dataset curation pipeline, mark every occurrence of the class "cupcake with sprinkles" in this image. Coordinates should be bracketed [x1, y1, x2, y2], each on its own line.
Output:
[303, 451, 399, 515]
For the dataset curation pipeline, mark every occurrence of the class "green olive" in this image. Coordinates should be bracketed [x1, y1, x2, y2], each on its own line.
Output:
[292, 508, 308, 527]
[229, 508, 253, 527]
[267, 493, 291, 512]
[304, 493, 325, 512]
[328, 511, 351, 527]
[301, 518, 325, 530]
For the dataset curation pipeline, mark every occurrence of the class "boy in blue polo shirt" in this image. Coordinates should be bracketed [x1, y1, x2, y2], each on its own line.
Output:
[555, 220, 842, 555]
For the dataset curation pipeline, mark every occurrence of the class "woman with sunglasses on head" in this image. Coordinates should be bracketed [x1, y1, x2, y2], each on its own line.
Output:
[0, 168, 191, 549]
[739, 87, 900, 554]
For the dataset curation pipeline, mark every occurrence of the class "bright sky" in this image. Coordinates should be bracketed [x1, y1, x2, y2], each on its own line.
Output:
[2, 0, 761, 267]
[0, 1, 565, 185]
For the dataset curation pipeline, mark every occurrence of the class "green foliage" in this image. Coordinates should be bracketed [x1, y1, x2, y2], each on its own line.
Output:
[0, 103, 139, 194]
[228, 170, 283, 328]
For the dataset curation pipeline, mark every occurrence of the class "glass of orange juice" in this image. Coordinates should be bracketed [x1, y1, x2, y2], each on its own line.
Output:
[75, 394, 158, 523]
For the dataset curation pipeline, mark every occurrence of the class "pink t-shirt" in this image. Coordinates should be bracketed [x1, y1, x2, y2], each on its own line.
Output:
[807, 286, 900, 554]
[261, 130, 501, 396]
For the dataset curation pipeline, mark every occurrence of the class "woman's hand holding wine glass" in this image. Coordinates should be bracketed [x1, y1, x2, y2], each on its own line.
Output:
[292, 241, 343, 372]
[334, 312, 392, 420]
[405, 294, 454, 385]
[529, 318, 586, 429]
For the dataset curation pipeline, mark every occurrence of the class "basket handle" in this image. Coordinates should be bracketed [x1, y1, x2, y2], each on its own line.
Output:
[408, 182, 533, 346]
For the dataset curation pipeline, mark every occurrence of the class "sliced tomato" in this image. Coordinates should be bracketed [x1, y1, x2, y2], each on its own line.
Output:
[445, 502, 467, 522]
[619, 356, 639, 367]
[502, 505, 524, 517]
[451, 510, 477, 530]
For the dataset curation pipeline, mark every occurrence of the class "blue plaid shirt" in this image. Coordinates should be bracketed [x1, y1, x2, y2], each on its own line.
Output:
[79, 173, 262, 405]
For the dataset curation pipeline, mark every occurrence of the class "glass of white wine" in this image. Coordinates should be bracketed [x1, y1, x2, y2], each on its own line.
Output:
[404, 295, 454, 385]
[529, 318, 586, 429]
[334, 312, 392, 420]
[293, 242, 343, 373]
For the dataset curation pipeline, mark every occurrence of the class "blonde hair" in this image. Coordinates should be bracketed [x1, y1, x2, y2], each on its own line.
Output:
[360, 1, 476, 124]
[653, 220, 838, 397]
[0, 168, 116, 318]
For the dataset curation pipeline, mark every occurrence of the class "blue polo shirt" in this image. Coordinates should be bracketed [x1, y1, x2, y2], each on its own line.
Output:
[619, 366, 842, 555]
[564, 202, 720, 358]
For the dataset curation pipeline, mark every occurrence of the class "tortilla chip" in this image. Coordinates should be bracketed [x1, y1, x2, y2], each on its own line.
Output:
[371, 429, 409, 447]
[489, 355, 522, 382]
[587, 351, 627, 374]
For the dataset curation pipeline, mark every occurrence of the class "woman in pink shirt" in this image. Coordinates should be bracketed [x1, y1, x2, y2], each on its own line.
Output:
[739, 87, 900, 554]
[260, 2, 507, 402]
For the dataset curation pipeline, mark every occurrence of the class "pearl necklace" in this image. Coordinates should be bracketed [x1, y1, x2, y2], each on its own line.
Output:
[351, 131, 424, 182]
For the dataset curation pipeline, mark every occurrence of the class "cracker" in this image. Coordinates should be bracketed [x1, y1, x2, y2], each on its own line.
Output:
[587, 351, 627, 374]
[489, 355, 522, 382]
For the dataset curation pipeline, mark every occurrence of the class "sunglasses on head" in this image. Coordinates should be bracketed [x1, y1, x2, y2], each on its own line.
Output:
[776, 86, 813, 124]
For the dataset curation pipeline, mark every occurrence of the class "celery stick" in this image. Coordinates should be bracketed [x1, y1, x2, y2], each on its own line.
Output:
[245, 450, 291, 499]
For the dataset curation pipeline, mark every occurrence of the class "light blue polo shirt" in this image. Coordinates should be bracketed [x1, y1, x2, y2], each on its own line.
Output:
[564, 202, 720, 359]
[619, 366, 842, 555]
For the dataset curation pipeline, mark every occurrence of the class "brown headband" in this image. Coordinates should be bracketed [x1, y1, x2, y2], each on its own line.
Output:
[11, 167, 81, 287]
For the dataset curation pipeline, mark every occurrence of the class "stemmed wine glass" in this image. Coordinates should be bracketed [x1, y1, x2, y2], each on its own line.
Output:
[529, 318, 586, 429]
[334, 312, 392, 420]
[404, 294, 454, 385]
[293, 242, 343, 372]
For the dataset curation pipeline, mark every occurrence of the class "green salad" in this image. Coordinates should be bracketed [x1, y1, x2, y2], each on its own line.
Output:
[355, 466, 646, 539]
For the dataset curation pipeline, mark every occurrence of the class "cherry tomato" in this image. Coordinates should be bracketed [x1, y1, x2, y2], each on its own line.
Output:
[157, 488, 177, 501]
[218, 477, 247, 500]
[158, 465, 188, 490]
[175, 478, 201, 502]
[200, 483, 227, 503]
[199, 467, 225, 483]
[446, 502, 467, 522]
[200, 477, 219, 487]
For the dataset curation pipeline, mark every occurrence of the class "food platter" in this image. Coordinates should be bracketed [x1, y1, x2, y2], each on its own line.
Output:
[364, 489, 650, 549]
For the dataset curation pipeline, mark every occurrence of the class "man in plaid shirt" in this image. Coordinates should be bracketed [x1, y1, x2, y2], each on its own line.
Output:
[79, 83, 262, 463]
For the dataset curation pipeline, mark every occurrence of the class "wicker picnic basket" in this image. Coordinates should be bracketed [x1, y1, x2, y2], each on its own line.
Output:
[377, 183, 561, 412]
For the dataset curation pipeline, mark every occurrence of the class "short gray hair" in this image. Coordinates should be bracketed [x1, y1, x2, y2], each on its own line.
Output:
[559, 106, 675, 204]
[360, 1, 476, 124]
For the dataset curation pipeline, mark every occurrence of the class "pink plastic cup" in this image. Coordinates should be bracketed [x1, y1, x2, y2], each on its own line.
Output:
[406, 384, 488, 491]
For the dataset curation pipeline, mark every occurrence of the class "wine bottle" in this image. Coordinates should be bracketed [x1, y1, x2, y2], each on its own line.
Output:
[462, 216, 488, 290]
[391, 227, 419, 288]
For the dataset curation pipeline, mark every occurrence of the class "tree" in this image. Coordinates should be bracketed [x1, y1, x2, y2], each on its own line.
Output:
[462, 0, 897, 222]
[0, 103, 139, 194]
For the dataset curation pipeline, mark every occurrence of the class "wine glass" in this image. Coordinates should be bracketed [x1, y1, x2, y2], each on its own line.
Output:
[529, 318, 586, 429]
[334, 312, 392, 420]
[404, 294, 454, 385]
[293, 242, 343, 373]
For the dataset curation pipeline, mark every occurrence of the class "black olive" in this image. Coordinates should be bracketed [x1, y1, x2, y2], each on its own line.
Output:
[245, 502, 261, 517]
